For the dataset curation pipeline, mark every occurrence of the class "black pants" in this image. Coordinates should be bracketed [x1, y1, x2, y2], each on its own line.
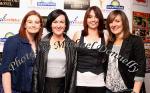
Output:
[44, 77, 65, 93]
[76, 86, 105, 93]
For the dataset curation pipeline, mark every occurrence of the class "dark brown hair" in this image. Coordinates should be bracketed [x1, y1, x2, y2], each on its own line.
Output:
[82, 6, 104, 38]
[46, 9, 69, 33]
[19, 10, 43, 45]
[106, 10, 131, 42]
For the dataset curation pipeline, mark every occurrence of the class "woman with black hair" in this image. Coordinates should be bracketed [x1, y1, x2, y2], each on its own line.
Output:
[33, 9, 76, 93]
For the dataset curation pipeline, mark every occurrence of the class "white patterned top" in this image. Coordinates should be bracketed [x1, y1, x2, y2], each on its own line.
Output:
[106, 45, 127, 92]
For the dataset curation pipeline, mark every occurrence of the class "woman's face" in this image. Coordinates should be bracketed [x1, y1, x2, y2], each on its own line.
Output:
[25, 15, 41, 34]
[87, 10, 99, 30]
[109, 15, 124, 38]
[51, 15, 66, 36]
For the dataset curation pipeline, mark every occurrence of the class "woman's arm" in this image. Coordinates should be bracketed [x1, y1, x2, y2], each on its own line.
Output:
[132, 36, 146, 93]
[103, 30, 109, 45]
[2, 72, 12, 93]
[133, 81, 143, 93]
[1, 36, 18, 93]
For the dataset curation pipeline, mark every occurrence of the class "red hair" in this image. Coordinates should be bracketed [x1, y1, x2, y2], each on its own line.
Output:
[19, 10, 43, 45]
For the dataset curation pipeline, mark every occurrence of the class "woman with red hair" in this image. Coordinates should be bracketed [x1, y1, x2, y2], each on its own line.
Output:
[0, 10, 43, 93]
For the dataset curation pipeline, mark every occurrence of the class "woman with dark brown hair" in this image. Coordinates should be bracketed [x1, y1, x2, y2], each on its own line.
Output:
[0, 10, 43, 93]
[105, 10, 146, 93]
[32, 9, 76, 93]
[70, 6, 106, 93]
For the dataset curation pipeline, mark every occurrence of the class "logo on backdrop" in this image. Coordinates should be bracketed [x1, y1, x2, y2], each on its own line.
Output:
[29, 0, 57, 9]
[70, 16, 83, 26]
[37, 0, 56, 6]
[106, 0, 124, 10]
[0, 0, 20, 7]
[64, 0, 90, 10]
[5, 32, 15, 38]
[0, 14, 21, 24]
[0, 32, 15, 43]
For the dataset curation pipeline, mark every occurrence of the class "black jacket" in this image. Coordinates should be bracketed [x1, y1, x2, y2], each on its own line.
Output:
[106, 35, 146, 90]
[32, 33, 76, 93]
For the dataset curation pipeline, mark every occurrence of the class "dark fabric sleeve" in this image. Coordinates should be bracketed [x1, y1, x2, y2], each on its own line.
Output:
[0, 37, 17, 73]
[32, 46, 41, 93]
[133, 36, 146, 77]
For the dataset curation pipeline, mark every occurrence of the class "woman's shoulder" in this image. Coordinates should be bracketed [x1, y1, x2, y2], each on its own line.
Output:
[129, 34, 143, 42]
[129, 34, 142, 39]
[39, 33, 51, 45]
[3, 35, 21, 55]
[72, 31, 81, 42]
[6, 34, 19, 40]
[4, 34, 20, 45]
[128, 34, 144, 47]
